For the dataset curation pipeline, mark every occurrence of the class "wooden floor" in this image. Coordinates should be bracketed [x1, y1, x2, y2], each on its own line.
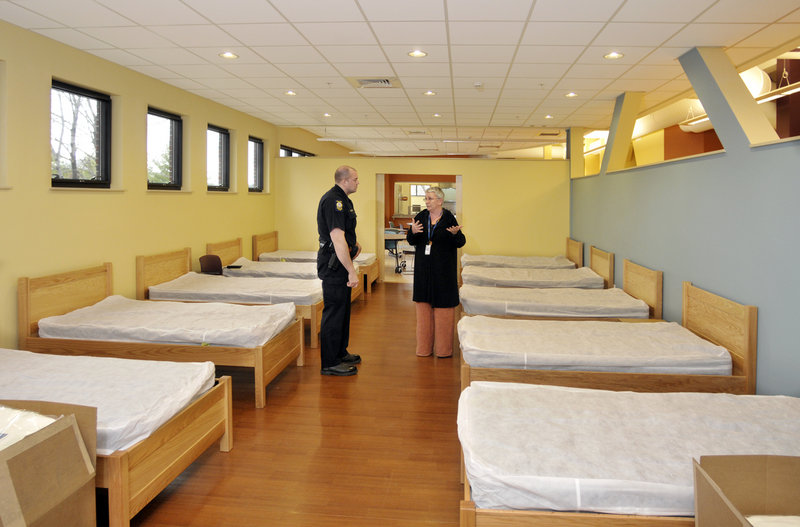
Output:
[131, 281, 463, 527]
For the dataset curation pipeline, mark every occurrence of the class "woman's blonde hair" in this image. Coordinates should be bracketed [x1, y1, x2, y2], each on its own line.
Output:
[425, 186, 444, 200]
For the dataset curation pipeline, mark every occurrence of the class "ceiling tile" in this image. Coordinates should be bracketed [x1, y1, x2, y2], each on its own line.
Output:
[128, 47, 208, 65]
[277, 63, 341, 76]
[621, 64, 685, 80]
[508, 63, 571, 77]
[185, 0, 284, 24]
[612, 0, 716, 23]
[220, 24, 307, 46]
[451, 62, 510, 77]
[80, 26, 174, 49]
[381, 45, 449, 63]
[371, 21, 448, 45]
[565, 63, 631, 79]
[393, 62, 455, 76]
[514, 45, 585, 63]
[95, 0, 207, 25]
[0, 1, 62, 27]
[399, 77, 452, 89]
[294, 22, 376, 45]
[251, 46, 325, 63]
[334, 62, 395, 76]
[521, 22, 604, 45]
[33, 28, 109, 49]
[165, 64, 230, 78]
[576, 46, 654, 65]
[221, 62, 286, 77]
[269, 0, 364, 22]
[735, 23, 800, 48]
[593, 23, 686, 47]
[20, 0, 132, 26]
[664, 23, 768, 47]
[446, 0, 533, 21]
[449, 21, 526, 45]
[89, 48, 151, 66]
[148, 25, 240, 47]
[317, 45, 387, 63]
[451, 45, 517, 63]
[359, 0, 445, 21]
[530, 0, 623, 22]
[697, 0, 800, 23]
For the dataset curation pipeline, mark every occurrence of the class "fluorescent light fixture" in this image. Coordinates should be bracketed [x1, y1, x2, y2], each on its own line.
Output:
[679, 81, 800, 127]
[408, 49, 427, 58]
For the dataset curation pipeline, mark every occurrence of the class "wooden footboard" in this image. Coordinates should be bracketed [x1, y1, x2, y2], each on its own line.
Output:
[362, 259, 380, 294]
[297, 301, 323, 348]
[590, 245, 615, 288]
[97, 375, 232, 527]
[252, 231, 279, 259]
[566, 237, 584, 267]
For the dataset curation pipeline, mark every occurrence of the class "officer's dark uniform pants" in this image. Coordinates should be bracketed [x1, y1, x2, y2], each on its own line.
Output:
[320, 280, 352, 368]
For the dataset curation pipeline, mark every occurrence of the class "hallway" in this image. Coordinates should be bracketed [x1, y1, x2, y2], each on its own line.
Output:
[131, 281, 463, 527]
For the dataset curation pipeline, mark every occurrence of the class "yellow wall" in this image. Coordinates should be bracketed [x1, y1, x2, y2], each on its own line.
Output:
[274, 157, 570, 264]
[0, 20, 279, 348]
[632, 130, 665, 166]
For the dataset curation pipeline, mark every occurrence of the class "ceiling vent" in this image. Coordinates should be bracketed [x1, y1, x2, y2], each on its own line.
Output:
[406, 130, 428, 136]
[347, 77, 402, 89]
[538, 131, 561, 137]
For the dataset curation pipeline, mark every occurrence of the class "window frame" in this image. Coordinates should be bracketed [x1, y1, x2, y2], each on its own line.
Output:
[146, 107, 183, 190]
[207, 124, 230, 192]
[279, 144, 314, 157]
[248, 136, 264, 192]
[50, 80, 112, 189]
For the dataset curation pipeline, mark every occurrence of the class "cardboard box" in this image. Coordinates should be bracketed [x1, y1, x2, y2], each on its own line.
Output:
[694, 455, 800, 527]
[0, 401, 97, 527]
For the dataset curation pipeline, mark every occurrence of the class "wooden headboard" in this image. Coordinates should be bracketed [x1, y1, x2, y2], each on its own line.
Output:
[207, 238, 243, 266]
[135, 248, 191, 300]
[566, 237, 583, 267]
[252, 231, 279, 260]
[622, 259, 663, 319]
[589, 246, 615, 288]
[683, 281, 758, 394]
[17, 263, 113, 348]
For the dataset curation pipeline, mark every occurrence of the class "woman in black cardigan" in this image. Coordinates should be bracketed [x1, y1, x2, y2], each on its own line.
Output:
[406, 186, 466, 357]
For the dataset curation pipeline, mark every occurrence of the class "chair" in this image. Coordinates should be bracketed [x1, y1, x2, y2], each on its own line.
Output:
[199, 254, 223, 275]
[384, 229, 406, 274]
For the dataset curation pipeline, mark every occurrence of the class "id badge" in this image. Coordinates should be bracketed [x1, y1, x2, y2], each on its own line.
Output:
[425, 244, 431, 255]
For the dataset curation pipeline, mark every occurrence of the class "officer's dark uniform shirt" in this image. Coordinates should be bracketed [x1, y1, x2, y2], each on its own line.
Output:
[316, 184, 357, 284]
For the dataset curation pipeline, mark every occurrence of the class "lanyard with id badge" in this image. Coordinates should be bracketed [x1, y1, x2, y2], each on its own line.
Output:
[425, 215, 438, 256]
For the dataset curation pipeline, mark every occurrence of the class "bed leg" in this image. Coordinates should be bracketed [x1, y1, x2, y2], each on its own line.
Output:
[460, 500, 477, 527]
[105, 453, 131, 527]
[296, 320, 305, 366]
[219, 376, 233, 452]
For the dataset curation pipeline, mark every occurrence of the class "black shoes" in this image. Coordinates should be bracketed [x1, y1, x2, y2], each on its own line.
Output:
[320, 363, 357, 376]
[340, 352, 361, 365]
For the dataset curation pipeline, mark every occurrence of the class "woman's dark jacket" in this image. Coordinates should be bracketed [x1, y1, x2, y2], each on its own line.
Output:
[406, 208, 466, 308]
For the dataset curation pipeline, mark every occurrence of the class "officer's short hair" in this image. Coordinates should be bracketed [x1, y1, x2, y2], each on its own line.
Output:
[334, 165, 356, 183]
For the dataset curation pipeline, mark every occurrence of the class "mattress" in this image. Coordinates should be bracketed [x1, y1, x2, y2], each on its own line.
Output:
[458, 382, 800, 516]
[461, 266, 604, 289]
[0, 348, 215, 455]
[461, 253, 575, 269]
[148, 272, 323, 305]
[458, 317, 732, 374]
[0, 406, 55, 451]
[38, 295, 296, 348]
[459, 285, 649, 318]
[223, 257, 318, 279]
[258, 250, 377, 266]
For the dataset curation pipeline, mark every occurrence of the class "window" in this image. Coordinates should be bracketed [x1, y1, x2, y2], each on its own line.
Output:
[279, 145, 314, 157]
[207, 125, 230, 191]
[50, 80, 111, 188]
[410, 184, 429, 196]
[248, 136, 264, 192]
[147, 108, 182, 190]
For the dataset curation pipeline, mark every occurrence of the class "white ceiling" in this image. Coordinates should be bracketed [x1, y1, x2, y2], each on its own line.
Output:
[1, 0, 799, 157]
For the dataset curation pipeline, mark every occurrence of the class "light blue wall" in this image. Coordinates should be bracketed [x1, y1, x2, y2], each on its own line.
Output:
[571, 139, 800, 396]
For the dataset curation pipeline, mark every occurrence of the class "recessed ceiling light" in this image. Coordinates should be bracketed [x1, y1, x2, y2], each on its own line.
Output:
[219, 51, 238, 59]
[323, 113, 331, 117]
[408, 49, 427, 58]
[285, 90, 296, 96]
[565, 92, 578, 98]
[604, 51, 623, 60]
[545, 114, 554, 119]
[424, 90, 436, 96]
[433, 113, 441, 117]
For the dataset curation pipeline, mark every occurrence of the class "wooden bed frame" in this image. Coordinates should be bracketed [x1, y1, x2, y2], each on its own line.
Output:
[135, 247, 322, 349]
[207, 236, 362, 303]
[565, 237, 583, 267]
[590, 245, 615, 288]
[459, 280, 757, 395]
[252, 230, 381, 295]
[18, 262, 304, 408]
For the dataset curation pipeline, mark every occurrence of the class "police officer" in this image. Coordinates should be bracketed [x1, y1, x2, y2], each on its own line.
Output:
[316, 165, 362, 376]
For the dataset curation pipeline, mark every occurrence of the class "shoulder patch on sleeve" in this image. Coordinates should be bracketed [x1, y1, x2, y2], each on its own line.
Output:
[335, 200, 343, 211]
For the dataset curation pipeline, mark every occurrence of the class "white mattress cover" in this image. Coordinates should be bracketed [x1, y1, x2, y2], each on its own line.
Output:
[458, 317, 731, 374]
[458, 382, 800, 516]
[461, 254, 575, 269]
[459, 285, 649, 318]
[461, 266, 604, 289]
[0, 348, 215, 455]
[0, 406, 56, 451]
[223, 257, 318, 279]
[748, 517, 800, 527]
[258, 250, 376, 266]
[148, 272, 323, 305]
[37, 295, 295, 348]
